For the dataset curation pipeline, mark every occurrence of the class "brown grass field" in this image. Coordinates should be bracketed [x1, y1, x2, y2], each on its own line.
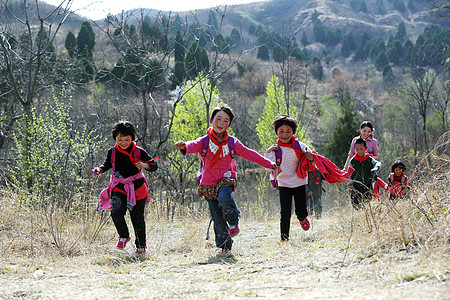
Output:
[0, 140, 448, 299]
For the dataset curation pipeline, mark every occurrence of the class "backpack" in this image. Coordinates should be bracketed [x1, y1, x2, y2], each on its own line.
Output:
[270, 140, 303, 188]
[111, 146, 142, 176]
[388, 173, 407, 185]
[197, 135, 236, 185]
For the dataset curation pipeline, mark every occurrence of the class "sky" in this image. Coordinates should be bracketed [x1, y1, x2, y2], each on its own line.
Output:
[42, 0, 268, 20]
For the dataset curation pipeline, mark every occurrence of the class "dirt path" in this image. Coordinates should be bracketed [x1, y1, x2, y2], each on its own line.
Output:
[0, 218, 448, 299]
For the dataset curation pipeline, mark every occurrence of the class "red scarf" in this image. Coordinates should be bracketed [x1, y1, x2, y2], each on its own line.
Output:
[277, 136, 304, 161]
[115, 141, 161, 165]
[353, 152, 371, 161]
[207, 127, 229, 167]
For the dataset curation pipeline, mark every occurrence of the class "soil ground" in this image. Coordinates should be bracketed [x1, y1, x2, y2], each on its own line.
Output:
[0, 216, 448, 299]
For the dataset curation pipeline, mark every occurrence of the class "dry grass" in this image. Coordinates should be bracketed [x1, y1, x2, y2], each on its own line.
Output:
[0, 138, 448, 299]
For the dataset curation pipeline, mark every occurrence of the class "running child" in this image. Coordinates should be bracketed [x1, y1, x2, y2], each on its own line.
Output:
[344, 121, 379, 171]
[348, 138, 381, 209]
[94, 121, 158, 255]
[176, 104, 275, 254]
[388, 160, 409, 199]
[265, 115, 315, 241]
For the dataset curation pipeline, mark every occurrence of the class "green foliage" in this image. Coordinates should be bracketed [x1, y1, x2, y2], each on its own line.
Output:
[13, 94, 95, 206]
[170, 74, 222, 143]
[207, 10, 219, 34]
[257, 45, 270, 61]
[65, 31, 77, 58]
[341, 38, 352, 58]
[397, 22, 407, 39]
[375, 51, 389, 70]
[311, 9, 320, 24]
[310, 57, 324, 81]
[256, 76, 308, 151]
[393, 0, 406, 12]
[325, 92, 360, 167]
[248, 24, 256, 35]
[353, 43, 366, 61]
[170, 61, 187, 89]
[229, 28, 242, 49]
[272, 45, 286, 63]
[75, 57, 95, 83]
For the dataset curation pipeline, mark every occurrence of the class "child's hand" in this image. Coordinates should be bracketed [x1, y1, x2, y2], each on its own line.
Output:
[135, 161, 148, 170]
[370, 167, 379, 172]
[265, 144, 279, 154]
[176, 141, 186, 150]
[272, 163, 277, 170]
[305, 151, 314, 162]
[92, 167, 102, 175]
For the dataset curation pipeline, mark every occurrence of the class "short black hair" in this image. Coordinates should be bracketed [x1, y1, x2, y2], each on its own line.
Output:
[210, 104, 235, 124]
[391, 160, 406, 172]
[354, 138, 367, 148]
[360, 121, 374, 131]
[112, 121, 136, 141]
[272, 115, 298, 134]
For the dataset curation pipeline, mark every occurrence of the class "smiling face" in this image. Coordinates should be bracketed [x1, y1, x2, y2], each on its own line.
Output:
[276, 124, 294, 144]
[211, 110, 231, 138]
[360, 126, 372, 139]
[355, 143, 367, 156]
[116, 133, 133, 150]
[394, 167, 404, 177]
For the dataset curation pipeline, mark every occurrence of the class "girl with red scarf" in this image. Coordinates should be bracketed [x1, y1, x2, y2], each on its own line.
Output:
[265, 115, 315, 242]
[176, 104, 275, 254]
[94, 121, 158, 256]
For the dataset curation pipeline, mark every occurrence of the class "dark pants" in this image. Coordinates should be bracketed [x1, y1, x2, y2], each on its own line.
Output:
[279, 185, 308, 241]
[350, 184, 372, 210]
[110, 192, 146, 248]
[307, 196, 323, 218]
[207, 185, 240, 250]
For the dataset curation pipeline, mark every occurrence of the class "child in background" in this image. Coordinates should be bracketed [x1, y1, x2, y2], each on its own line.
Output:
[344, 121, 379, 172]
[176, 104, 275, 254]
[306, 169, 324, 219]
[265, 115, 315, 241]
[388, 160, 409, 199]
[348, 138, 381, 209]
[94, 121, 158, 255]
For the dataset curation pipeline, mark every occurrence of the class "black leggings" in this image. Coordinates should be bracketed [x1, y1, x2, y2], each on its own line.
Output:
[279, 185, 308, 241]
[110, 192, 146, 248]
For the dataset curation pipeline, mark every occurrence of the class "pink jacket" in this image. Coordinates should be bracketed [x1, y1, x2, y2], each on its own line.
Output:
[182, 136, 273, 185]
[348, 136, 379, 157]
[98, 171, 150, 211]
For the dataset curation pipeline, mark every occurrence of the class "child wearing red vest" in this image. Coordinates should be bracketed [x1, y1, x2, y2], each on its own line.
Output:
[94, 121, 158, 255]
[176, 104, 275, 254]
[265, 115, 315, 241]
[388, 160, 409, 199]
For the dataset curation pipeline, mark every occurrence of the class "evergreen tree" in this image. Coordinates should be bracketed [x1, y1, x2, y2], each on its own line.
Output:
[393, 40, 404, 56]
[377, 37, 386, 52]
[310, 57, 324, 80]
[382, 64, 393, 79]
[325, 92, 360, 167]
[76, 21, 95, 59]
[393, 0, 406, 12]
[257, 45, 270, 61]
[185, 42, 210, 79]
[350, 0, 360, 11]
[301, 31, 309, 46]
[290, 48, 303, 61]
[346, 33, 356, 50]
[369, 43, 380, 60]
[341, 38, 352, 58]
[248, 24, 256, 35]
[375, 51, 389, 70]
[174, 31, 185, 62]
[359, 0, 367, 12]
[353, 43, 366, 61]
[311, 9, 320, 24]
[387, 47, 400, 64]
[65, 31, 77, 58]
[273, 45, 286, 62]
[229, 28, 241, 49]
[170, 61, 186, 89]
[407, 0, 415, 11]
[313, 20, 327, 43]
[398, 22, 407, 39]
[207, 10, 219, 34]
[360, 32, 370, 47]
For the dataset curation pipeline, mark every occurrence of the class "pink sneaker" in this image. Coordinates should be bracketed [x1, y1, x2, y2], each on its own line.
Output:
[116, 237, 130, 248]
[228, 223, 240, 237]
[299, 218, 310, 231]
[136, 247, 147, 255]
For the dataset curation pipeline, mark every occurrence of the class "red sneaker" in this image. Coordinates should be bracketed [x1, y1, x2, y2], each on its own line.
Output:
[228, 223, 240, 237]
[299, 218, 310, 231]
[116, 237, 130, 248]
[221, 248, 231, 254]
[136, 247, 147, 255]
